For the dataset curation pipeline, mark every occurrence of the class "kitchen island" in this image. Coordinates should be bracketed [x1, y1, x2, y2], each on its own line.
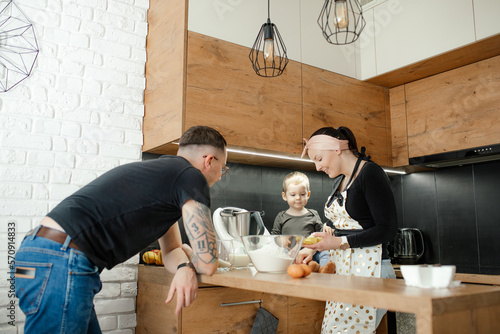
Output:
[137, 265, 500, 333]
[199, 268, 500, 334]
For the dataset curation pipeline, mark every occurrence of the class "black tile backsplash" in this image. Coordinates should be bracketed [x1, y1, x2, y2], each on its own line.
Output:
[398, 172, 440, 264]
[391, 160, 500, 275]
[474, 161, 500, 274]
[143, 152, 500, 274]
[436, 166, 479, 273]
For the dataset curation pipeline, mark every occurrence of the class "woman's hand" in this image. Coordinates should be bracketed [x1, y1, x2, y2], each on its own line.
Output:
[302, 232, 342, 251]
[295, 248, 315, 264]
[323, 224, 334, 235]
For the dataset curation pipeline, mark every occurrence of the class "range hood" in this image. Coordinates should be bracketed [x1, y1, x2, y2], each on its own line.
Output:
[409, 144, 500, 168]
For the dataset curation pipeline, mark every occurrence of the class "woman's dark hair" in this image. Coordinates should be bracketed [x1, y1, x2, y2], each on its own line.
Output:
[179, 125, 227, 151]
[310, 126, 360, 156]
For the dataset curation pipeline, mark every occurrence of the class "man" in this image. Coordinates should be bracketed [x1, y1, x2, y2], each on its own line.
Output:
[14, 125, 227, 333]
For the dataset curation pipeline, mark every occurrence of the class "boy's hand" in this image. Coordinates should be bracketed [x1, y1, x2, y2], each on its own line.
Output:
[295, 248, 315, 264]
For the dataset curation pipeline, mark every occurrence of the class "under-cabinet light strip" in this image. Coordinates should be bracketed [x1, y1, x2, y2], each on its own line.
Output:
[172, 143, 407, 174]
[226, 147, 312, 163]
[226, 148, 406, 174]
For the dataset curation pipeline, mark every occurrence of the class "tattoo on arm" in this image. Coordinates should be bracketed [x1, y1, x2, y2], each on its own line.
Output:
[184, 202, 217, 265]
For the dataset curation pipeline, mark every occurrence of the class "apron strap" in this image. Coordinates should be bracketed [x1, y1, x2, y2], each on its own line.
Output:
[344, 155, 364, 190]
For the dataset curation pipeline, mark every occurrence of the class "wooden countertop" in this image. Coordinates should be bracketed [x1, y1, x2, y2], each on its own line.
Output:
[138, 265, 500, 333]
[199, 267, 500, 316]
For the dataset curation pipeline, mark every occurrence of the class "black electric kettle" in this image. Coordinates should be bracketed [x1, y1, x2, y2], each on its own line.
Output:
[393, 228, 425, 264]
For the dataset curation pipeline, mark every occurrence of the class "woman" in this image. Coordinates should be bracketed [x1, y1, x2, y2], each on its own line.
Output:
[296, 126, 398, 334]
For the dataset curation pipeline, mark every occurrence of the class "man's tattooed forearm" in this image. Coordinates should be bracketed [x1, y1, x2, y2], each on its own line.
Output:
[184, 203, 217, 265]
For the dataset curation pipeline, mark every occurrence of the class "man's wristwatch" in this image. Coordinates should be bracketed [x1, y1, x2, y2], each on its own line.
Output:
[339, 236, 350, 250]
[177, 261, 196, 272]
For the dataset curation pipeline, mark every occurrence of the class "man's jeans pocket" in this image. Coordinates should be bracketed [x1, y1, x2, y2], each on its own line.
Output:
[69, 250, 99, 276]
[15, 262, 52, 316]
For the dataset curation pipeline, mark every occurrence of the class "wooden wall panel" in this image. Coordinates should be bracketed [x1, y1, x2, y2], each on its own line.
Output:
[389, 85, 409, 166]
[143, 0, 187, 152]
[185, 32, 303, 155]
[302, 65, 390, 166]
[406, 55, 500, 158]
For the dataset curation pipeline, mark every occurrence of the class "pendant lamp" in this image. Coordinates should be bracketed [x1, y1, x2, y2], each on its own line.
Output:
[318, 0, 366, 45]
[249, 0, 288, 77]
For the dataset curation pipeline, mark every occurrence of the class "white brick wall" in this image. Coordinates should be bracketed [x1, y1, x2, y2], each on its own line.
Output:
[0, 1, 149, 333]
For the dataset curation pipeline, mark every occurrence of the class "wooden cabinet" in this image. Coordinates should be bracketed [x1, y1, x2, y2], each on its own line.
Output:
[136, 265, 325, 334]
[184, 33, 303, 156]
[388, 55, 500, 166]
[144, 0, 391, 170]
[302, 65, 390, 166]
[144, 0, 303, 162]
[406, 55, 500, 158]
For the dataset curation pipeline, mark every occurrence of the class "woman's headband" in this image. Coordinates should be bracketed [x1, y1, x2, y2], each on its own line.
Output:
[301, 135, 349, 158]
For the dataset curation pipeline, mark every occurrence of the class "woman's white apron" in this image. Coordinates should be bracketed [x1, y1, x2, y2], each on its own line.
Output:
[321, 190, 382, 334]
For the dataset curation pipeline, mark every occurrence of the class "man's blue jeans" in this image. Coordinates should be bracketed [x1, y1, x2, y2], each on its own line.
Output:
[14, 226, 102, 333]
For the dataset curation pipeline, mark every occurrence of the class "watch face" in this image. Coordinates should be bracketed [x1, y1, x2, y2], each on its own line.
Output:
[178, 262, 196, 272]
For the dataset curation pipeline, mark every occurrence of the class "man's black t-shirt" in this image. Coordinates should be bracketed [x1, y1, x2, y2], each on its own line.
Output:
[47, 155, 210, 270]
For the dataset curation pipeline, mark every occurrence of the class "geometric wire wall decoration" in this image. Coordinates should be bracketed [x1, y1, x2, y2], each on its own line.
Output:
[0, 0, 39, 92]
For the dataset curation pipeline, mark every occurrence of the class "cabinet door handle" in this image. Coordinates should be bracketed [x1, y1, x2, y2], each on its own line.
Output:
[220, 299, 263, 307]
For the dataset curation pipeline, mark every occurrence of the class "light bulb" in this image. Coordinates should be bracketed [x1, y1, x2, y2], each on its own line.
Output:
[334, 0, 349, 29]
[263, 38, 275, 64]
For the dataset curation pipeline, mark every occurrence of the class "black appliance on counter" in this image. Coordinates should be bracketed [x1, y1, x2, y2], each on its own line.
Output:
[390, 228, 425, 265]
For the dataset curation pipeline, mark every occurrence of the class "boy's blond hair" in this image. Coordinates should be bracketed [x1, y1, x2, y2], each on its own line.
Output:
[282, 172, 310, 193]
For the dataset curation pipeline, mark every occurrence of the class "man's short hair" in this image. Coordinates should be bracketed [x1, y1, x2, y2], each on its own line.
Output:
[179, 126, 227, 151]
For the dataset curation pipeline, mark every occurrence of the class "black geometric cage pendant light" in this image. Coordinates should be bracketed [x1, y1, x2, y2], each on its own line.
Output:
[318, 0, 366, 45]
[249, 0, 289, 77]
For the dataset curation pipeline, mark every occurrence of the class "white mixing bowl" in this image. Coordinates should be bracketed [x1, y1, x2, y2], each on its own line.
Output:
[401, 265, 456, 288]
[241, 235, 303, 272]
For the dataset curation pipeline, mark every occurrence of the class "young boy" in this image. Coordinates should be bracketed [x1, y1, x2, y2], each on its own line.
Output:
[271, 172, 323, 236]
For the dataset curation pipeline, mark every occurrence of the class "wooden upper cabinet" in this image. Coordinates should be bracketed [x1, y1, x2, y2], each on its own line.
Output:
[405, 55, 500, 158]
[143, 0, 304, 163]
[185, 32, 303, 155]
[388, 86, 409, 167]
[302, 65, 390, 166]
[143, 0, 390, 169]
[143, 0, 187, 154]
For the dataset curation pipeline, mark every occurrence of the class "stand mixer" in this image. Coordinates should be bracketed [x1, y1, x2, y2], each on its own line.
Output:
[213, 207, 269, 268]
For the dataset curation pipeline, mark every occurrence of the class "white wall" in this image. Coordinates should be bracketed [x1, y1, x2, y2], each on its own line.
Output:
[189, 0, 500, 81]
[188, 0, 362, 78]
[0, 1, 149, 333]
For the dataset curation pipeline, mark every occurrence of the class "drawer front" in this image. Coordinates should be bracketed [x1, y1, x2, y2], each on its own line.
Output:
[182, 287, 287, 333]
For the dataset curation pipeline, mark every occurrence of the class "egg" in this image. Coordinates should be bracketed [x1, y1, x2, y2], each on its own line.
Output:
[287, 264, 305, 278]
[300, 264, 312, 276]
